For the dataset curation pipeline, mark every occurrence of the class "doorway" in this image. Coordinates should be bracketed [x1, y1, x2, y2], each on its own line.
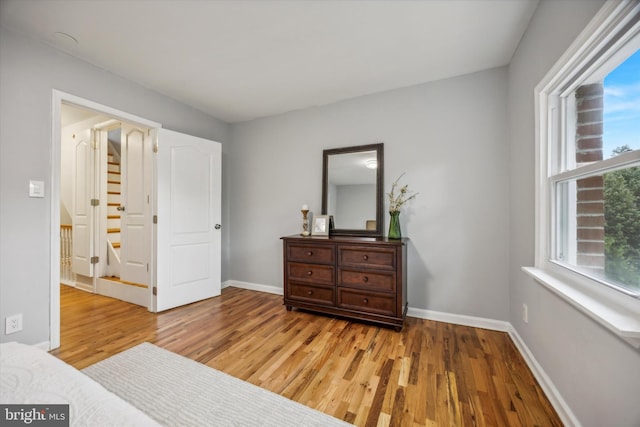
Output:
[51, 91, 223, 350]
[60, 104, 152, 307]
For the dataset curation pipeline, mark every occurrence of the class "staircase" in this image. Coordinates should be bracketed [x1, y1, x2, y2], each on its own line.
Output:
[106, 151, 122, 277]
[98, 144, 149, 308]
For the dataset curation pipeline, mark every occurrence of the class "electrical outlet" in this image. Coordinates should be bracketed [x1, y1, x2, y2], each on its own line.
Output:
[5, 314, 23, 334]
[522, 304, 529, 324]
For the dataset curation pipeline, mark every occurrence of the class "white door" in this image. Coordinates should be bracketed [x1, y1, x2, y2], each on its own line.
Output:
[72, 128, 95, 277]
[120, 124, 152, 285]
[155, 128, 222, 312]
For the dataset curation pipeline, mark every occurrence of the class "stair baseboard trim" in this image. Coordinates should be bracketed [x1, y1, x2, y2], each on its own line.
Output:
[100, 277, 148, 289]
[96, 277, 148, 306]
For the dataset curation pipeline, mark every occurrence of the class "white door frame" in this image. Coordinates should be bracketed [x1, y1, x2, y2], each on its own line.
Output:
[50, 90, 161, 350]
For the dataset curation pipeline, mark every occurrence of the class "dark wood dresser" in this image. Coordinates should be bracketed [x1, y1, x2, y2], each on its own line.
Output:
[281, 235, 408, 330]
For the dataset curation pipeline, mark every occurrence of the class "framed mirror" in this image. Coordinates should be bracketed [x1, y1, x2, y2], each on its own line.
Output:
[322, 143, 384, 236]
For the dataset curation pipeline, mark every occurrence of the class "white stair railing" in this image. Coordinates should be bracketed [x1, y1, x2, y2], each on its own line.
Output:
[60, 225, 75, 285]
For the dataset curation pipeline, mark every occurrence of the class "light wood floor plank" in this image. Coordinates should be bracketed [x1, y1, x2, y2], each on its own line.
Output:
[52, 285, 562, 426]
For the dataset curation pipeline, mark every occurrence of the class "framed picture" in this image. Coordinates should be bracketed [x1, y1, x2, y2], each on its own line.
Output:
[312, 215, 329, 236]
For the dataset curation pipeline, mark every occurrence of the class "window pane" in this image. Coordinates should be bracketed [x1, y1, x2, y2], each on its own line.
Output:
[570, 50, 640, 172]
[555, 165, 640, 293]
[603, 49, 640, 159]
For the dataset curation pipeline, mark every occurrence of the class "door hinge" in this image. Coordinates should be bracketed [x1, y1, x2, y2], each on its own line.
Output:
[90, 256, 99, 264]
[153, 143, 158, 153]
[90, 198, 100, 206]
[153, 287, 157, 296]
[146, 264, 149, 272]
[153, 215, 157, 224]
[92, 140, 98, 150]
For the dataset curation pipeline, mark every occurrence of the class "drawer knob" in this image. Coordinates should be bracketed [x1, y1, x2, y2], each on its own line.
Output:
[307, 251, 313, 256]
[307, 270, 313, 276]
[363, 276, 369, 283]
[363, 255, 369, 261]
[363, 298, 369, 304]
[307, 290, 313, 295]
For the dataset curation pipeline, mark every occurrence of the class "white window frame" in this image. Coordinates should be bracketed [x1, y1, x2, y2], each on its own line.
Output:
[524, 0, 640, 348]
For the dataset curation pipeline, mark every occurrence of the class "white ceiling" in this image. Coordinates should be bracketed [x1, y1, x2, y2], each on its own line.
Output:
[1, 0, 538, 123]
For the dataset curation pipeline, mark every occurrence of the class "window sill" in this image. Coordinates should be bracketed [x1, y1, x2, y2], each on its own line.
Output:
[522, 267, 640, 348]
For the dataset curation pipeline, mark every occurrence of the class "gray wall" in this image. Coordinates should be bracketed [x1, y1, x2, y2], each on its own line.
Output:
[0, 27, 230, 345]
[508, 1, 640, 426]
[229, 67, 510, 321]
[4, 2, 638, 423]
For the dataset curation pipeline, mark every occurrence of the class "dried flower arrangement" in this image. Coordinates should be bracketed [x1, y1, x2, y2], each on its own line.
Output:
[387, 173, 418, 213]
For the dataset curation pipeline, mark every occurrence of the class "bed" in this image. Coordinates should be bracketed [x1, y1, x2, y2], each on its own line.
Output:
[0, 342, 159, 426]
[1, 341, 353, 427]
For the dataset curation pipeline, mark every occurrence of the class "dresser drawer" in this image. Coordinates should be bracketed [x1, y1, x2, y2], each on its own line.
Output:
[288, 262, 334, 286]
[287, 243, 335, 264]
[338, 246, 396, 270]
[282, 235, 407, 330]
[337, 288, 396, 316]
[287, 283, 334, 306]
[338, 268, 395, 292]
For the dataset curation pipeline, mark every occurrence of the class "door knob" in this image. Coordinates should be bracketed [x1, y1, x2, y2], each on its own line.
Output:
[215, 224, 221, 230]
[116, 206, 125, 211]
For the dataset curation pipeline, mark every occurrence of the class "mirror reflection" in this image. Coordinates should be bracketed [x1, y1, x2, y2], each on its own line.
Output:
[322, 143, 383, 236]
[326, 151, 377, 229]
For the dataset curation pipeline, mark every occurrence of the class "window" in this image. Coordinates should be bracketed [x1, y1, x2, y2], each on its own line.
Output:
[528, 0, 640, 347]
[553, 51, 640, 296]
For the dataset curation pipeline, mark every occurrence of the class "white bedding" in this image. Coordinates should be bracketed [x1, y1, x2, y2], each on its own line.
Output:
[0, 342, 160, 427]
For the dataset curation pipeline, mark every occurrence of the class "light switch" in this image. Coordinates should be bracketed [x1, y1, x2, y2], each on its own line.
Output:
[29, 180, 45, 198]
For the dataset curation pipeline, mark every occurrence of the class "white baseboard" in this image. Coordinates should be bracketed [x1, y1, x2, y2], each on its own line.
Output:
[407, 307, 511, 332]
[75, 282, 94, 293]
[34, 341, 51, 351]
[408, 306, 579, 426]
[74, 273, 94, 292]
[223, 280, 283, 295]
[506, 325, 580, 427]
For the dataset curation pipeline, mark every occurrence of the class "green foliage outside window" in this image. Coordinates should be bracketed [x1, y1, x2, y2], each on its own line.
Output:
[604, 146, 640, 290]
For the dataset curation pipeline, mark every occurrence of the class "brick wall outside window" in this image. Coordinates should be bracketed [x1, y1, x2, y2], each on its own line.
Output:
[575, 83, 604, 271]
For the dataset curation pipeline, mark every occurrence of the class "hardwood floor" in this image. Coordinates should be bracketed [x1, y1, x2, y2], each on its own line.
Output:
[52, 285, 562, 426]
